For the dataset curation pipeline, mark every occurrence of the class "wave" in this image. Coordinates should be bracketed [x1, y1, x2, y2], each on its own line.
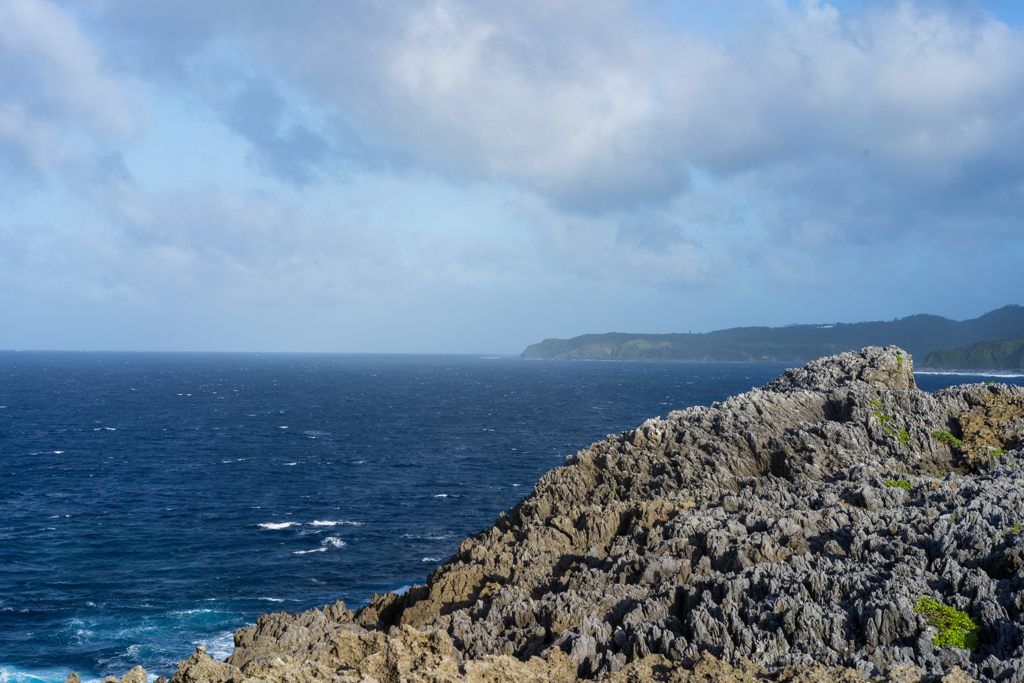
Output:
[258, 522, 299, 530]
[170, 608, 215, 616]
[0, 665, 70, 683]
[309, 520, 362, 527]
[259, 597, 284, 602]
[293, 548, 326, 555]
[323, 537, 346, 549]
[421, 557, 442, 562]
[202, 631, 237, 662]
[917, 371, 1024, 378]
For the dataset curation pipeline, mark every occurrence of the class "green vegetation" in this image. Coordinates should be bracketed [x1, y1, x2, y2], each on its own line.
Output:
[868, 399, 883, 408]
[914, 598, 980, 651]
[871, 411, 901, 439]
[925, 336, 1024, 371]
[521, 305, 1024, 362]
[885, 479, 912, 489]
[932, 431, 962, 448]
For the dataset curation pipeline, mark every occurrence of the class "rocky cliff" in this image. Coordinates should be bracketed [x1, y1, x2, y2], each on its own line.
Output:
[99, 347, 1024, 683]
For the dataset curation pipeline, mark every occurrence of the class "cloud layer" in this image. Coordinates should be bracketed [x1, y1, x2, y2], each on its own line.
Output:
[1, 0, 1023, 351]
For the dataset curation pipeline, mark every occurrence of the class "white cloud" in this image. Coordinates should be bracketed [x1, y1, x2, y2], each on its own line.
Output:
[0, 0, 141, 177]
[86, 1, 1024, 218]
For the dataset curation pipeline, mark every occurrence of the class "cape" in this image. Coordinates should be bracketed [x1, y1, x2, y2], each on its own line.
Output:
[97, 347, 1024, 683]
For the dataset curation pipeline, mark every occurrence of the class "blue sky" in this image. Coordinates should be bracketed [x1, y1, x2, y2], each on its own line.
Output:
[1, 0, 1023, 353]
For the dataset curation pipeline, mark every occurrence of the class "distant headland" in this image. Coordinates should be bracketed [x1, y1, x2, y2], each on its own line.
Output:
[521, 305, 1024, 370]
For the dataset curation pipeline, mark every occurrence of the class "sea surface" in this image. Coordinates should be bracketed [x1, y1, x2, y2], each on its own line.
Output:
[1, 353, 1020, 683]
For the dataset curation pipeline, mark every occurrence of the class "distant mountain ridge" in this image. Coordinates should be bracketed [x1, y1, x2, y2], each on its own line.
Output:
[521, 305, 1024, 364]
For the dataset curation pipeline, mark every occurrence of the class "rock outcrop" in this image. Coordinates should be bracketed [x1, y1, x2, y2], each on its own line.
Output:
[154, 347, 1024, 683]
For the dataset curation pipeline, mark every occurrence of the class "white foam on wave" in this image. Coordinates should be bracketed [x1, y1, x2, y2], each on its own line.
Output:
[201, 630, 236, 662]
[434, 494, 449, 498]
[323, 537, 346, 548]
[422, 557, 442, 562]
[259, 522, 299, 530]
[917, 371, 1024, 378]
[293, 547, 327, 555]
[0, 665, 69, 683]
[259, 597, 284, 602]
[171, 608, 215, 616]
[52, 451, 63, 455]
[309, 520, 362, 527]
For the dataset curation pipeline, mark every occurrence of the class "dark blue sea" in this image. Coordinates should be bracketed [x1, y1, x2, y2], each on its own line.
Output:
[1, 353, 1019, 683]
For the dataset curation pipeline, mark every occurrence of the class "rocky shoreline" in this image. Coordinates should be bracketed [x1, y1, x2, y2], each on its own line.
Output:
[93, 347, 1024, 683]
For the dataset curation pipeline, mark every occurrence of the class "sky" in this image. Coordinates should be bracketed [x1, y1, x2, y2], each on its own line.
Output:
[1, 0, 1023, 353]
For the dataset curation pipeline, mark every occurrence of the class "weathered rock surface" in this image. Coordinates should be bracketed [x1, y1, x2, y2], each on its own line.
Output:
[141, 347, 1024, 682]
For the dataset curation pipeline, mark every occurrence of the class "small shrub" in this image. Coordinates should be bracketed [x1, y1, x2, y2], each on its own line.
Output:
[898, 430, 911, 446]
[932, 431, 962, 448]
[868, 399, 883, 408]
[885, 479, 911, 489]
[914, 597, 979, 652]
[984, 380, 995, 385]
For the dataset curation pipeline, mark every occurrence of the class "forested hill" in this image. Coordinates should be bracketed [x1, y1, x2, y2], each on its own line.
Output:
[521, 305, 1024, 362]
[925, 337, 1024, 371]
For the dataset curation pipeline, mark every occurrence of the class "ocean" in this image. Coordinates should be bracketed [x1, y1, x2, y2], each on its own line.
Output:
[1, 352, 1019, 682]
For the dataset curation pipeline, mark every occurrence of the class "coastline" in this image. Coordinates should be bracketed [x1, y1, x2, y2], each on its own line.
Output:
[78, 346, 1024, 682]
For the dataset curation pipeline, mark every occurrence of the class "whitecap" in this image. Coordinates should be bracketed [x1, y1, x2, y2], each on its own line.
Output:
[322, 537, 346, 549]
[259, 597, 285, 602]
[0, 665, 68, 683]
[917, 371, 1024, 378]
[53, 451, 63, 455]
[202, 631, 237, 661]
[422, 557, 442, 562]
[293, 548, 327, 555]
[258, 522, 299, 530]
[284, 463, 299, 466]
[309, 520, 362, 527]
[279, 426, 288, 429]
[171, 608, 214, 616]
[434, 494, 449, 498]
